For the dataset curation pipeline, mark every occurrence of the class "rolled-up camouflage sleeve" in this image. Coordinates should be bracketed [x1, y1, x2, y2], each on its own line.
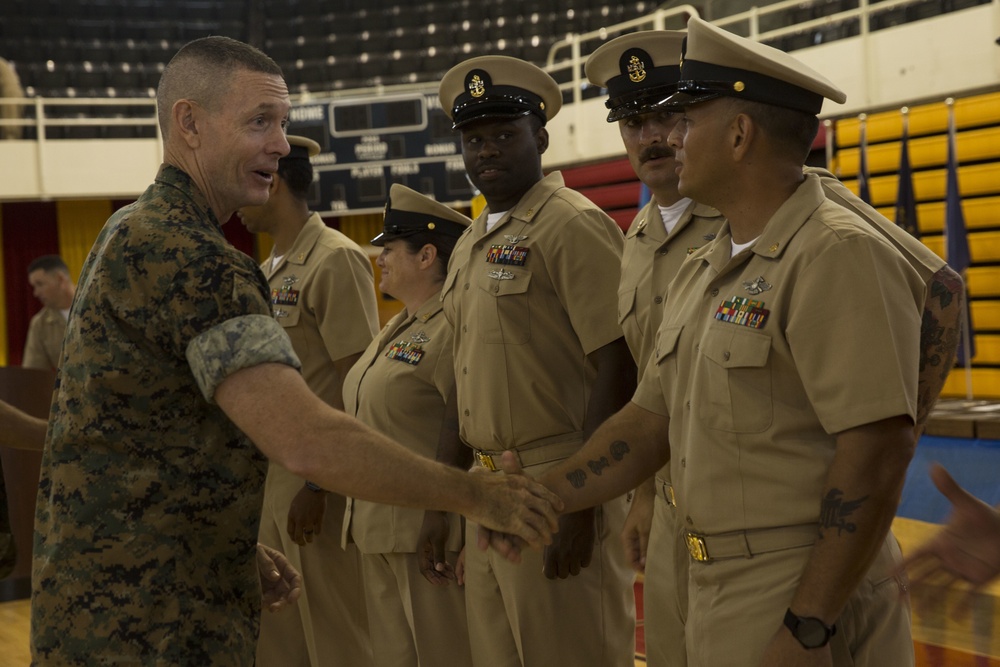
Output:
[187, 314, 301, 403]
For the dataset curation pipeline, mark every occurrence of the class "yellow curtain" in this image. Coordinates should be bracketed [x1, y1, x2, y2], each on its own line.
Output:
[56, 200, 113, 281]
[0, 208, 6, 365]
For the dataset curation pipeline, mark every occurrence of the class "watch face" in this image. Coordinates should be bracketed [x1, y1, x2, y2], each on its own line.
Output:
[797, 618, 830, 648]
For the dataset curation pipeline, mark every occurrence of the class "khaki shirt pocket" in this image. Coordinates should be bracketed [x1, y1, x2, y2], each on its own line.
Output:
[617, 286, 638, 326]
[700, 325, 772, 433]
[477, 271, 532, 344]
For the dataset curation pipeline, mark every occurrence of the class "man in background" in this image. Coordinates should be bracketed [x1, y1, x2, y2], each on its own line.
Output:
[239, 134, 379, 667]
[23, 255, 75, 369]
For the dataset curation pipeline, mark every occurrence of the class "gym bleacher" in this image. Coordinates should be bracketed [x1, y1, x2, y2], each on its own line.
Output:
[1, 0, 993, 138]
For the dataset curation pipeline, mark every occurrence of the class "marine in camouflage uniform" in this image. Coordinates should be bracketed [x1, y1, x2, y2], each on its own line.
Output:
[31, 164, 300, 665]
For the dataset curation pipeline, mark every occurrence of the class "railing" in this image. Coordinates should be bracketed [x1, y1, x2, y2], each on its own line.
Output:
[544, 0, 988, 105]
[0, 97, 159, 141]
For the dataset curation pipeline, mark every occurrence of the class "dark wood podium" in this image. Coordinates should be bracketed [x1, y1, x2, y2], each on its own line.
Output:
[0, 366, 56, 601]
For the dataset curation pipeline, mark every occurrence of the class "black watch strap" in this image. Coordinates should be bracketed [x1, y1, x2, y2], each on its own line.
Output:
[305, 481, 323, 492]
[783, 608, 836, 649]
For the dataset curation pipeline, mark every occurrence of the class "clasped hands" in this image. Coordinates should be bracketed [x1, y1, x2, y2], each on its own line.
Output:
[418, 450, 595, 582]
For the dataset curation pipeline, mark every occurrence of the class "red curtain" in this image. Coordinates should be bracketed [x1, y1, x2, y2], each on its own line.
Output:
[2, 202, 59, 366]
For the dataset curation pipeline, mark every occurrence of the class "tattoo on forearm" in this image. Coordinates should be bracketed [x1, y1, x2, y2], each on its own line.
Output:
[610, 440, 630, 461]
[566, 469, 587, 489]
[916, 270, 964, 425]
[588, 456, 610, 475]
[819, 488, 869, 537]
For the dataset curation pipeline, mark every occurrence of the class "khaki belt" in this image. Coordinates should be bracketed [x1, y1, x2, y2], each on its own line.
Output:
[685, 524, 819, 563]
[473, 440, 581, 472]
[656, 480, 676, 507]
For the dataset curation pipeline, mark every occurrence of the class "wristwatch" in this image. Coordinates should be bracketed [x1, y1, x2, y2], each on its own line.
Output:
[304, 481, 323, 492]
[783, 608, 836, 649]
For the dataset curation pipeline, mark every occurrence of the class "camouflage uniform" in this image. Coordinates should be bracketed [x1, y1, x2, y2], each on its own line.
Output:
[31, 164, 300, 666]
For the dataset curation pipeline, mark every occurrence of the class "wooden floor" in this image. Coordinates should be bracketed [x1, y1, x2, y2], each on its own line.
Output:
[0, 598, 648, 666]
[0, 598, 30, 666]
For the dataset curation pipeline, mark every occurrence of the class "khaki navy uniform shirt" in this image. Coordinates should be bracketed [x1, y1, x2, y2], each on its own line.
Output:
[31, 164, 299, 666]
[22, 307, 67, 369]
[256, 212, 378, 667]
[342, 295, 463, 554]
[620, 199, 724, 380]
[442, 171, 625, 452]
[633, 174, 923, 535]
[263, 212, 379, 405]
[810, 167, 945, 282]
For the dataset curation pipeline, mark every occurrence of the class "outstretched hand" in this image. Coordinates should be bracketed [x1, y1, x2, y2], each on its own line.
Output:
[472, 451, 563, 562]
[898, 464, 1000, 610]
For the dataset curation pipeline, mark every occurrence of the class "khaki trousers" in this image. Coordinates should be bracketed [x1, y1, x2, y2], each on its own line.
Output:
[464, 463, 636, 667]
[256, 464, 373, 667]
[685, 531, 913, 667]
[644, 482, 688, 667]
[361, 551, 473, 667]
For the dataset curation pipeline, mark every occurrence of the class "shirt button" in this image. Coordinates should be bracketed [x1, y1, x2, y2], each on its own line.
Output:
[723, 351, 731, 361]
[464, 409, 470, 416]
[680, 458, 686, 467]
[463, 367, 468, 374]
[464, 283, 470, 290]
[686, 401, 690, 409]
[710, 288, 719, 297]
[463, 325, 467, 332]
[493, 285, 500, 293]
[686, 516, 694, 525]
[658, 249, 668, 256]
[654, 296, 663, 304]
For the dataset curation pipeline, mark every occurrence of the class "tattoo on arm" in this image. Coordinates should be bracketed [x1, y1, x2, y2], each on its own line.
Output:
[588, 456, 610, 475]
[819, 488, 870, 537]
[566, 469, 587, 489]
[917, 269, 964, 424]
[610, 440, 630, 461]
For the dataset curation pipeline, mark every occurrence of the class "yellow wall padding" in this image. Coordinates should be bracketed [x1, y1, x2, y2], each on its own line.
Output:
[0, 207, 6, 366]
[835, 91, 1000, 148]
[338, 213, 383, 249]
[842, 163, 1000, 207]
[941, 367, 1000, 399]
[832, 126, 1000, 178]
[256, 233, 273, 263]
[966, 267, 1000, 298]
[471, 193, 486, 219]
[56, 200, 113, 282]
[972, 301, 1000, 331]
[877, 195, 1000, 234]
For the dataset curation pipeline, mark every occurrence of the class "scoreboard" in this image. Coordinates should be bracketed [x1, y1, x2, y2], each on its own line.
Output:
[289, 91, 475, 215]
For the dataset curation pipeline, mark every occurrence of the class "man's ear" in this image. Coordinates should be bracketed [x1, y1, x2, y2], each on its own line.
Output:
[536, 126, 549, 155]
[731, 112, 756, 162]
[172, 99, 201, 149]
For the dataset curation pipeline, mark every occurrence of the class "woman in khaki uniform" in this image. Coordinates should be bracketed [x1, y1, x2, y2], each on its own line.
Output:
[342, 184, 473, 667]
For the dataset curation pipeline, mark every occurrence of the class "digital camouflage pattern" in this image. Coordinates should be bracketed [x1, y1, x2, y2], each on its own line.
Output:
[31, 164, 300, 666]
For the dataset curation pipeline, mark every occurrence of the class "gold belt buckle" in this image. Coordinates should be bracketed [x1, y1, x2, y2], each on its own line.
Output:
[686, 533, 709, 562]
[475, 451, 497, 471]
